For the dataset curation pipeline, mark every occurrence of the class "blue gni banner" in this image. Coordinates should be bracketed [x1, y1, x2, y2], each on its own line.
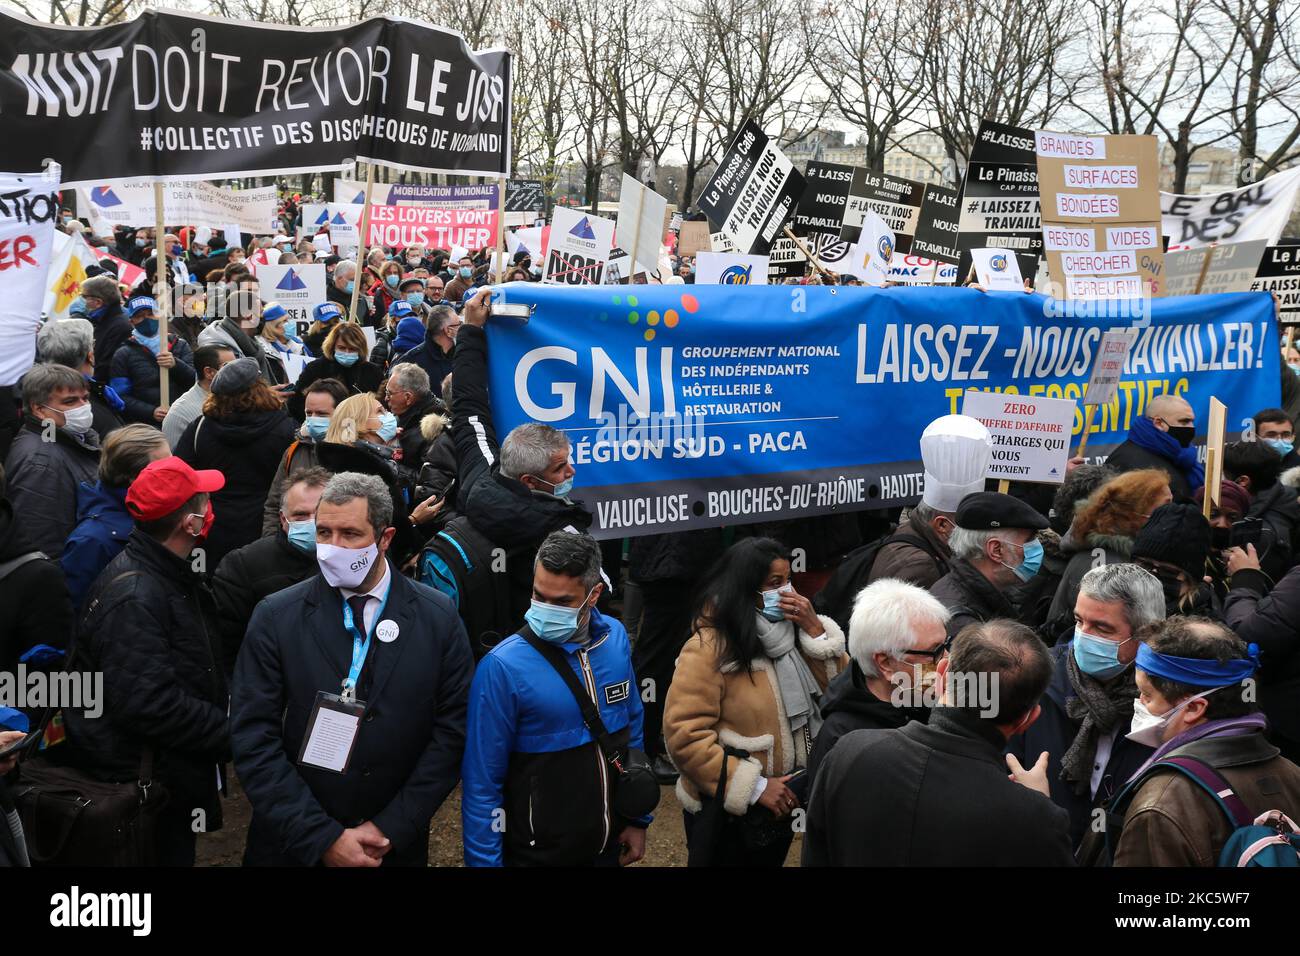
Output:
[484, 284, 1280, 538]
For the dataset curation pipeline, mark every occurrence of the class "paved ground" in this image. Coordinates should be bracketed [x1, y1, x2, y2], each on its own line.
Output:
[195, 772, 801, 866]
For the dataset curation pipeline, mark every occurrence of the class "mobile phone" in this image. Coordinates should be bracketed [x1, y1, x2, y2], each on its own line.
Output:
[1229, 518, 1268, 552]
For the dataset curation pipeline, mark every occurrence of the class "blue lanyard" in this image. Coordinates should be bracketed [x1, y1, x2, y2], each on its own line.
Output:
[339, 584, 391, 702]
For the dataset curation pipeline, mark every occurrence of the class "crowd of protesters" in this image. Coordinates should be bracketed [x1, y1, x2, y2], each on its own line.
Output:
[1, 203, 1299, 870]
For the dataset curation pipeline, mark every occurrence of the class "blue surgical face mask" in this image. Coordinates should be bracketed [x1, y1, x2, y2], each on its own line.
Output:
[459, 266, 473, 279]
[998, 536, 1044, 582]
[132, 330, 161, 354]
[345, 280, 355, 294]
[385, 274, 400, 289]
[134, 237, 146, 248]
[134, 317, 159, 336]
[525, 587, 595, 643]
[334, 349, 360, 367]
[1072, 627, 1134, 680]
[304, 416, 329, 441]
[406, 292, 425, 307]
[758, 583, 795, 622]
[1291, 363, 1300, 377]
[68, 296, 88, 316]
[1264, 437, 1294, 458]
[376, 411, 398, 442]
[533, 473, 574, 498]
[286, 518, 317, 553]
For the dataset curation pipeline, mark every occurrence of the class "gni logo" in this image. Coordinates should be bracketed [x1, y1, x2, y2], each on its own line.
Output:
[719, 264, 752, 285]
[50, 886, 152, 936]
[990, 253, 1008, 272]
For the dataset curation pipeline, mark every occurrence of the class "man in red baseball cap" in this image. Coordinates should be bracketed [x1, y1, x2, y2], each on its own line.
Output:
[63, 455, 231, 866]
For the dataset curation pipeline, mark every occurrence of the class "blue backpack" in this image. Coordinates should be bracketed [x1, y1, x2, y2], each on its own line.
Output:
[1114, 754, 1300, 866]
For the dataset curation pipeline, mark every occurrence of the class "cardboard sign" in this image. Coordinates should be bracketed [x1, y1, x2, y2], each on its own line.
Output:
[505, 179, 545, 213]
[616, 175, 669, 274]
[911, 184, 960, 264]
[694, 252, 770, 285]
[1204, 396, 1228, 511]
[971, 248, 1024, 291]
[840, 169, 925, 249]
[1165, 240, 1270, 296]
[1083, 328, 1139, 407]
[256, 264, 327, 326]
[792, 161, 855, 239]
[766, 237, 804, 280]
[961, 389, 1075, 484]
[1162, 167, 1300, 249]
[1036, 132, 1163, 297]
[677, 221, 712, 257]
[543, 207, 614, 285]
[1251, 245, 1300, 326]
[698, 120, 806, 254]
[957, 120, 1043, 282]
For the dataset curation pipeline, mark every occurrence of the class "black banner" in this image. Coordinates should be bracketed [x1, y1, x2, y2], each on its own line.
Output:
[1251, 245, 1300, 327]
[839, 168, 926, 250]
[505, 178, 544, 212]
[956, 119, 1042, 280]
[698, 119, 805, 255]
[0, 9, 512, 185]
[910, 184, 960, 264]
[790, 160, 854, 239]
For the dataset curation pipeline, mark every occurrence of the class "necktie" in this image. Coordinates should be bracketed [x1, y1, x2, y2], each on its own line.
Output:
[347, 594, 372, 698]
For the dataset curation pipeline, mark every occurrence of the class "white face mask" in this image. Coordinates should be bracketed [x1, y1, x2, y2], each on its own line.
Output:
[44, 401, 94, 436]
[316, 541, 379, 589]
[1126, 688, 1218, 748]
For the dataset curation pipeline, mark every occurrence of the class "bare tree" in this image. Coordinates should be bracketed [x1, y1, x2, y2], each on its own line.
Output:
[13, 0, 133, 25]
[801, 2, 931, 171]
[506, 0, 575, 209]
[1216, 0, 1300, 181]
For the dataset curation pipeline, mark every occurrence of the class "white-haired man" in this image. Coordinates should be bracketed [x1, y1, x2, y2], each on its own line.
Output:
[808, 579, 952, 786]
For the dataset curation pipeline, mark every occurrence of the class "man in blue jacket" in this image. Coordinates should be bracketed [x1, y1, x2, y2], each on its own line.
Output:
[462, 531, 650, 866]
[230, 471, 472, 866]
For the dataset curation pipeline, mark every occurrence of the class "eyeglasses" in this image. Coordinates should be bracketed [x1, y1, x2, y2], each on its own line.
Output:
[902, 636, 953, 663]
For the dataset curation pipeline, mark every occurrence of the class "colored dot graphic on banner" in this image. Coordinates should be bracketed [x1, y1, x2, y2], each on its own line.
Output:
[601, 293, 696, 341]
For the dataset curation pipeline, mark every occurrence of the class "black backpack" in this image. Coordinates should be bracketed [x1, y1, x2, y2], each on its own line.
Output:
[417, 515, 518, 661]
[813, 530, 949, 633]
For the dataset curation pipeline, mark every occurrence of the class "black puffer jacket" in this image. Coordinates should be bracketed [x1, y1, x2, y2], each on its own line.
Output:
[175, 409, 297, 568]
[108, 336, 196, 425]
[288, 357, 383, 420]
[211, 531, 318, 673]
[90, 303, 133, 385]
[63, 530, 229, 822]
[1223, 565, 1300, 761]
[929, 558, 1018, 637]
[808, 659, 924, 789]
[314, 440, 418, 561]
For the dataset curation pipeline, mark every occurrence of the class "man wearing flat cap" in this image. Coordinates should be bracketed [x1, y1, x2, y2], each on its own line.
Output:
[929, 491, 1049, 637]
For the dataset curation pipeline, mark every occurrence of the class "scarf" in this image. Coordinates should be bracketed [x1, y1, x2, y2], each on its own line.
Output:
[1128, 415, 1205, 489]
[1062, 650, 1138, 796]
[1129, 712, 1269, 781]
[753, 613, 824, 744]
[223, 319, 272, 379]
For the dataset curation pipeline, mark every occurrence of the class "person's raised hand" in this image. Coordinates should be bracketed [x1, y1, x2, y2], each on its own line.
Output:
[1006, 751, 1051, 798]
[463, 287, 492, 328]
[779, 589, 824, 637]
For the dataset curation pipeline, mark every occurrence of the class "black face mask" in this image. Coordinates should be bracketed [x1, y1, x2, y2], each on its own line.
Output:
[1166, 424, 1195, 448]
[1210, 526, 1232, 550]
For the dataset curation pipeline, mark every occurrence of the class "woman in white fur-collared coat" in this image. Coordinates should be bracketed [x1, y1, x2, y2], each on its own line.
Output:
[663, 537, 848, 866]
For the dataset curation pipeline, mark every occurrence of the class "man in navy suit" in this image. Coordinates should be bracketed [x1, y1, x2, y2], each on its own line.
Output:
[231, 471, 472, 866]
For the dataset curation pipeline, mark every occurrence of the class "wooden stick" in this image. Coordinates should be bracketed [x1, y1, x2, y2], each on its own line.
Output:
[348, 161, 377, 323]
[495, 174, 507, 280]
[782, 225, 833, 280]
[1192, 244, 1215, 295]
[1075, 403, 1097, 458]
[154, 181, 169, 407]
[1202, 448, 1216, 520]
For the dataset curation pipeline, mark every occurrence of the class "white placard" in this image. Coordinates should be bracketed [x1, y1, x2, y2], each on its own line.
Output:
[694, 252, 770, 285]
[887, 254, 939, 284]
[543, 207, 615, 285]
[616, 175, 669, 275]
[81, 181, 278, 237]
[971, 247, 1024, 291]
[3, 168, 59, 385]
[1083, 329, 1138, 407]
[961, 389, 1076, 484]
[255, 264, 327, 326]
[1162, 167, 1300, 249]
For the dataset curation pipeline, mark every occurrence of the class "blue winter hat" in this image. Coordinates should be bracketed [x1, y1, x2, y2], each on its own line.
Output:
[393, 316, 426, 352]
[313, 302, 343, 323]
[0, 706, 30, 733]
[127, 295, 158, 316]
[262, 301, 288, 323]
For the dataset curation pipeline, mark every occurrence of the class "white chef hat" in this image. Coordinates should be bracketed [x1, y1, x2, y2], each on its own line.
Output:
[920, 414, 993, 512]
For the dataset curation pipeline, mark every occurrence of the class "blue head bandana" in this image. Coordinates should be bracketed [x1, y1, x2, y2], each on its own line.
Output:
[1136, 641, 1259, 686]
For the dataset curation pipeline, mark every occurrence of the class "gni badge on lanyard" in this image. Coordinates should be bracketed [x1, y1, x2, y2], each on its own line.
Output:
[296, 590, 391, 775]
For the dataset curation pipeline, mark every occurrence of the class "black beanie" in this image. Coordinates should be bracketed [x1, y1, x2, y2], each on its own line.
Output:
[1132, 503, 1212, 579]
